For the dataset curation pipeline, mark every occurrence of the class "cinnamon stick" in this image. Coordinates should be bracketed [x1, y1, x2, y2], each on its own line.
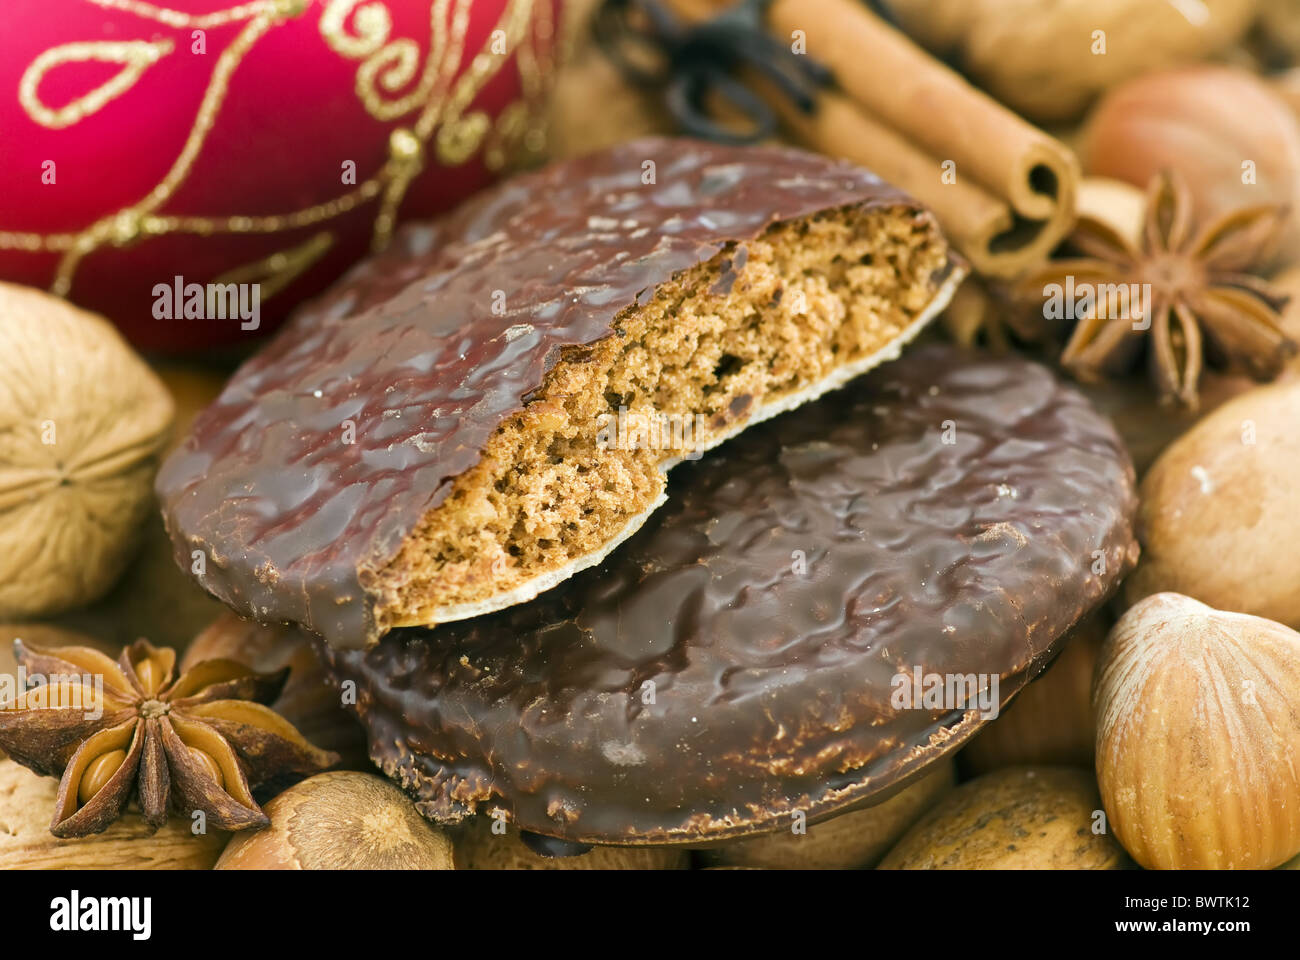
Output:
[666, 0, 1080, 278]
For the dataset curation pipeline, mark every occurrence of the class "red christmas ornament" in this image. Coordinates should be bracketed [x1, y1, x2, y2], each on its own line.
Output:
[0, 0, 563, 353]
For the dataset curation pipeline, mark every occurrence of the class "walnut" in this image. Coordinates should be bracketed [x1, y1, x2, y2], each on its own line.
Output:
[888, 0, 1258, 122]
[0, 283, 174, 619]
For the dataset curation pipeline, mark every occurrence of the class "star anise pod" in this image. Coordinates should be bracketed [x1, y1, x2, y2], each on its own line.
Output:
[1021, 171, 1296, 407]
[0, 639, 338, 837]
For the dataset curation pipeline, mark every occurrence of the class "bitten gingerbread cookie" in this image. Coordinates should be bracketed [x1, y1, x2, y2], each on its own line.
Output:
[158, 138, 964, 646]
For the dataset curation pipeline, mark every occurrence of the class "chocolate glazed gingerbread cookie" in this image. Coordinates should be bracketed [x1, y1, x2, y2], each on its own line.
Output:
[320, 346, 1140, 845]
[156, 137, 963, 648]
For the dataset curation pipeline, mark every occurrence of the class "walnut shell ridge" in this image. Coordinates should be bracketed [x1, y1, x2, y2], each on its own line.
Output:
[0, 283, 174, 618]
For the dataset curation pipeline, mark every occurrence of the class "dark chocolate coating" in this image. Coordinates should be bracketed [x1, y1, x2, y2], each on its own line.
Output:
[320, 346, 1140, 844]
[155, 137, 950, 648]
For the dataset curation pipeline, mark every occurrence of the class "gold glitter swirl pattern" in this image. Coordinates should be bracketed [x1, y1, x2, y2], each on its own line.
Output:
[85, 0, 307, 28]
[0, 0, 559, 306]
[319, 0, 392, 58]
[19, 40, 175, 129]
[434, 0, 532, 165]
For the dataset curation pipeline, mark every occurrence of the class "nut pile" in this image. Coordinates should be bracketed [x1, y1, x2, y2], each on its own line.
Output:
[2, 0, 1300, 871]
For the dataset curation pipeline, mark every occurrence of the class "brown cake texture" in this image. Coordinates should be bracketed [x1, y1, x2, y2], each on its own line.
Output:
[383, 210, 954, 626]
[157, 138, 964, 648]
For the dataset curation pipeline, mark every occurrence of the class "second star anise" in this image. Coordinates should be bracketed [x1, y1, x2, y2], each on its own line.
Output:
[1021, 171, 1296, 408]
[0, 638, 338, 837]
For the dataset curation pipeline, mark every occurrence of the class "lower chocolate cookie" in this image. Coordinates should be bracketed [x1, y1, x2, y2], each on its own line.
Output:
[320, 346, 1138, 844]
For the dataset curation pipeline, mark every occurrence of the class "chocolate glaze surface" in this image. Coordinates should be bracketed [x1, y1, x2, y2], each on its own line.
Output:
[155, 137, 950, 648]
[320, 346, 1140, 844]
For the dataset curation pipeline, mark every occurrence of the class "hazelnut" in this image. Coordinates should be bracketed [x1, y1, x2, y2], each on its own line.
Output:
[215, 771, 454, 869]
[878, 767, 1129, 869]
[1124, 379, 1300, 628]
[1084, 66, 1300, 263]
[0, 283, 174, 619]
[1095, 593, 1300, 869]
[454, 816, 688, 870]
[0, 759, 226, 869]
[700, 761, 953, 869]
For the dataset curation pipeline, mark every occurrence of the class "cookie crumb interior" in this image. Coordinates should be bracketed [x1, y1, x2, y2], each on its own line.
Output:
[367, 207, 952, 628]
